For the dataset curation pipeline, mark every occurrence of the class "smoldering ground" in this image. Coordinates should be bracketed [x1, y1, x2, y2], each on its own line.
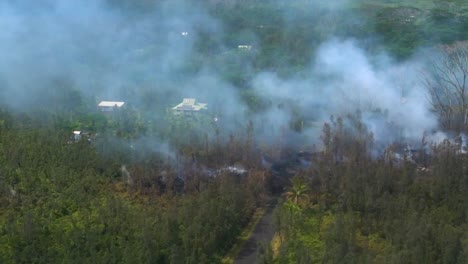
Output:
[0, 0, 449, 156]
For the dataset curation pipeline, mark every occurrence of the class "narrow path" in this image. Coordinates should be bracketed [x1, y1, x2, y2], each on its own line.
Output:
[234, 199, 277, 264]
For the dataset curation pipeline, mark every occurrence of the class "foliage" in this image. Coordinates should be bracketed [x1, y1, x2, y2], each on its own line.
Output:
[283, 177, 309, 207]
[1, 1, 468, 263]
[0, 109, 268, 263]
[271, 115, 468, 263]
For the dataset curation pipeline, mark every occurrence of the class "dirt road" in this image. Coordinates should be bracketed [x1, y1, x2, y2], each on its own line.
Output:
[233, 200, 277, 264]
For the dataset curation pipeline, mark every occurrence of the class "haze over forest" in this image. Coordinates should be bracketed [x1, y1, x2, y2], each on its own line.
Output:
[0, 0, 467, 263]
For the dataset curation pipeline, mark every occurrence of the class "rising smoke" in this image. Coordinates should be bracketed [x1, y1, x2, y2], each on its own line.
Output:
[0, 0, 445, 154]
[0, 0, 220, 105]
[252, 39, 439, 147]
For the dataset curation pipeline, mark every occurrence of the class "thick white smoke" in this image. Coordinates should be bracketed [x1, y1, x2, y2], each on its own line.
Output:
[0, 0, 445, 154]
[0, 0, 220, 105]
[252, 39, 439, 147]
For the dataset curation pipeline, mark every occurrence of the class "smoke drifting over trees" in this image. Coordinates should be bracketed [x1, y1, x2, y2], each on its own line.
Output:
[252, 39, 438, 146]
[0, 0, 214, 102]
[1, 1, 468, 263]
[0, 0, 464, 148]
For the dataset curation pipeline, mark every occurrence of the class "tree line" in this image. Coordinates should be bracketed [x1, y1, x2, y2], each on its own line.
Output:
[0, 108, 270, 263]
[265, 113, 467, 263]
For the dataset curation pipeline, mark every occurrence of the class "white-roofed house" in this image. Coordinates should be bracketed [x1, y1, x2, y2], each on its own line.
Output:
[172, 98, 207, 115]
[98, 101, 125, 112]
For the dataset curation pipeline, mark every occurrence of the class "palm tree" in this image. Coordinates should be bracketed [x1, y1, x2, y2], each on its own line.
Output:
[283, 177, 309, 207]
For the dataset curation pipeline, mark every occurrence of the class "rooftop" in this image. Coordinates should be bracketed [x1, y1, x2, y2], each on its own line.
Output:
[238, 45, 252, 50]
[98, 101, 125, 107]
[172, 98, 207, 112]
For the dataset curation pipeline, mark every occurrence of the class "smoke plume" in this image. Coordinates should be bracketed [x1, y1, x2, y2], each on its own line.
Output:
[0, 0, 445, 155]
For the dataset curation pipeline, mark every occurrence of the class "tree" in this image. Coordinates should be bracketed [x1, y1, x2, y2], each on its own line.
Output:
[425, 41, 468, 132]
[283, 177, 309, 207]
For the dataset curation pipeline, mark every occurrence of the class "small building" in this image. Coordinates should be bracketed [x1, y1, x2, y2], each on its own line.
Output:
[238, 45, 252, 51]
[68, 130, 92, 144]
[98, 101, 125, 112]
[172, 98, 207, 115]
[73, 131, 82, 141]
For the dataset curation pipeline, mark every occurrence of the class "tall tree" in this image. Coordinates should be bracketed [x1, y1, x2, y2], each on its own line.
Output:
[425, 41, 468, 132]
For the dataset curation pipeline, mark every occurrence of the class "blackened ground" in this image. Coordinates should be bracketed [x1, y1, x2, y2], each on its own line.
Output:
[234, 198, 277, 264]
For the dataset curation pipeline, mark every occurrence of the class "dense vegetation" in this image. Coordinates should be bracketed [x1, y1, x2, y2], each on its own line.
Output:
[0, 108, 269, 263]
[1, 0, 468, 263]
[268, 114, 468, 263]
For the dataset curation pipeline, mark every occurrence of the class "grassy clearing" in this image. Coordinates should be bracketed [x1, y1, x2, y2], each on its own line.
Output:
[222, 208, 266, 264]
